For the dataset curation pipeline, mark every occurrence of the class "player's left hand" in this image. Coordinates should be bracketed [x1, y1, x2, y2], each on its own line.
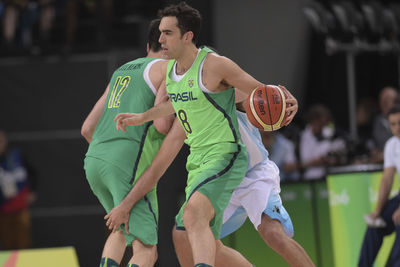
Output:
[392, 206, 400, 225]
[114, 113, 145, 132]
[279, 85, 298, 126]
[104, 204, 130, 234]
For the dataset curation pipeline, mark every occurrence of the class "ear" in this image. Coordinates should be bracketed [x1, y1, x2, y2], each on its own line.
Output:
[184, 31, 194, 43]
[146, 43, 150, 53]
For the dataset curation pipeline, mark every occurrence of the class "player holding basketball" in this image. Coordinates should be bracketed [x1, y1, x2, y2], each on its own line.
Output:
[109, 92, 313, 267]
[114, 2, 296, 266]
[81, 19, 174, 267]
[172, 97, 315, 267]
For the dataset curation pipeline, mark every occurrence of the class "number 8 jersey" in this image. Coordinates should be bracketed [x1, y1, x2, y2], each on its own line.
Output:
[166, 47, 241, 149]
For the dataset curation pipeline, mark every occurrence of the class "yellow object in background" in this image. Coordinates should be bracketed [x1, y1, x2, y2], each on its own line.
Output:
[0, 246, 79, 267]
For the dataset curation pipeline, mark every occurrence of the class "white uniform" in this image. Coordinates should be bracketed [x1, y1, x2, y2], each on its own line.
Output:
[220, 111, 294, 239]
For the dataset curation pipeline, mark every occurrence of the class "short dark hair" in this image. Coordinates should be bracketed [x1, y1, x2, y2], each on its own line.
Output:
[148, 19, 161, 52]
[387, 104, 400, 118]
[158, 2, 202, 44]
[306, 104, 332, 123]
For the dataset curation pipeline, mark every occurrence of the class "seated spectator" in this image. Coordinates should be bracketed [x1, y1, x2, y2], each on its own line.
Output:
[371, 86, 399, 163]
[299, 104, 346, 180]
[358, 105, 400, 266]
[0, 130, 36, 250]
[1, 0, 54, 53]
[260, 130, 300, 182]
[351, 97, 378, 164]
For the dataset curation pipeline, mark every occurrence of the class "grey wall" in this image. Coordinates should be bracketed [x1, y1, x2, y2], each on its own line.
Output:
[214, 0, 311, 106]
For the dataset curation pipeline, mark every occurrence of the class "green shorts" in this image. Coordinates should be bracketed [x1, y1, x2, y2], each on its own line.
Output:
[84, 125, 164, 245]
[175, 142, 248, 239]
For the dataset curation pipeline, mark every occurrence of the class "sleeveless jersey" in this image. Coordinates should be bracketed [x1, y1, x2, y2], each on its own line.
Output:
[86, 57, 163, 176]
[166, 47, 240, 149]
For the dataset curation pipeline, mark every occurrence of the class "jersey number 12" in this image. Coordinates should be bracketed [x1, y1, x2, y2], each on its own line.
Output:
[108, 76, 131, 108]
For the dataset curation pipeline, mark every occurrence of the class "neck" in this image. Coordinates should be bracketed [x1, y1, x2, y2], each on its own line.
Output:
[175, 45, 198, 75]
[147, 50, 163, 58]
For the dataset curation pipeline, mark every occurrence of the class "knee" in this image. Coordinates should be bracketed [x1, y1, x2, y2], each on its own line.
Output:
[182, 204, 207, 229]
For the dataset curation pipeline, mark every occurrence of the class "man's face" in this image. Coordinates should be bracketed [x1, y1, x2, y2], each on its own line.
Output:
[388, 112, 400, 138]
[159, 16, 185, 59]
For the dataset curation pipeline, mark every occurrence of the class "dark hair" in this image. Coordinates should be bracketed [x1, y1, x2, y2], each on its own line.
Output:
[148, 19, 162, 52]
[387, 104, 400, 118]
[158, 1, 202, 44]
[306, 104, 332, 123]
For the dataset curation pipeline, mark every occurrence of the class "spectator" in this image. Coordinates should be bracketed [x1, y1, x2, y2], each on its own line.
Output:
[299, 104, 346, 180]
[0, 130, 36, 250]
[371, 86, 399, 163]
[1, 0, 54, 52]
[260, 130, 300, 182]
[63, 0, 112, 52]
[358, 105, 400, 266]
[352, 97, 379, 164]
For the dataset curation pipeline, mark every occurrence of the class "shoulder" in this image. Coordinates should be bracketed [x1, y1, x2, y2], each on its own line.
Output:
[149, 59, 169, 73]
[385, 136, 400, 148]
[204, 53, 233, 69]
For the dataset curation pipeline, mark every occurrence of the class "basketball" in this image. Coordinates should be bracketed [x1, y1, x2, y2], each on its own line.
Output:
[245, 84, 288, 131]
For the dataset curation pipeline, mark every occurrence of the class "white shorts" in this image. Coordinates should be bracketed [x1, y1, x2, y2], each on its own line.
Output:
[220, 160, 293, 239]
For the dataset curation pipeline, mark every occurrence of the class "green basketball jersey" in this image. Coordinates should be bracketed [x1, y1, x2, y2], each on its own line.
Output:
[166, 47, 241, 149]
[86, 57, 164, 177]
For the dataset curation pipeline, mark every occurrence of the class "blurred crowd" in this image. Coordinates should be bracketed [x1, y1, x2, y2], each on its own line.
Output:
[0, 0, 160, 56]
[262, 86, 400, 182]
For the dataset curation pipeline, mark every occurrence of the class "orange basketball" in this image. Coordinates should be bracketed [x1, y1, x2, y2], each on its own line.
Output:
[245, 85, 288, 131]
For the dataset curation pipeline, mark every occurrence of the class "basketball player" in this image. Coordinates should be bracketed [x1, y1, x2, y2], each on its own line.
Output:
[109, 93, 314, 266]
[81, 19, 174, 267]
[114, 3, 296, 266]
[172, 98, 315, 267]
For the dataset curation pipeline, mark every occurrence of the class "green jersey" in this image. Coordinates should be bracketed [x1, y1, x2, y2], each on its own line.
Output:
[86, 57, 164, 178]
[166, 47, 241, 149]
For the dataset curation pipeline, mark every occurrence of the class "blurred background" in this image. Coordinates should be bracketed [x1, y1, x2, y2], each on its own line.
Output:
[1, 0, 400, 266]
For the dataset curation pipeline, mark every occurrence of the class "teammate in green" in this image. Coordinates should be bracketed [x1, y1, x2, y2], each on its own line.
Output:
[114, 3, 297, 267]
[81, 19, 173, 267]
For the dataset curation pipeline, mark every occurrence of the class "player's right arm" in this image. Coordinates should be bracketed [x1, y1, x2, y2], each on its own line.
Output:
[104, 118, 186, 233]
[369, 166, 396, 220]
[114, 100, 175, 132]
[81, 84, 110, 143]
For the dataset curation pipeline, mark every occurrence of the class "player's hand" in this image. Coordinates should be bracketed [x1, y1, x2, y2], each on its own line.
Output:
[104, 204, 130, 234]
[393, 207, 400, 225]
[368, 210, 380, 221]
[114, 113, 145, 132]
[279, 85, 298, 126]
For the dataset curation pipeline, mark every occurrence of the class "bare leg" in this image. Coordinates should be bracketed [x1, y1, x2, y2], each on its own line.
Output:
[172, 225, 252, 267]
[101, 230, 126, 264]
[128, 239, 157, 267]
[182, 191, 216, 265]
[3, 5, 19, 44]
[258, 214, 315, 267]
[172, 227, 193, 267]
[215, 240, 253, 267]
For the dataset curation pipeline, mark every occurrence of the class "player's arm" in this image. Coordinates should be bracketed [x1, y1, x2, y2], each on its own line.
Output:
[153, 80, 175, 135]
[114, 100, 175, 132]
[81, 84, 109, 143]
[369, 166, 396, 220]
[104, 118, 186, 233]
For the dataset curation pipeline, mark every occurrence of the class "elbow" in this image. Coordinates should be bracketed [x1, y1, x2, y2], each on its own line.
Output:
[154, 116, 174, 135]
[81, 125, 92, 143]
[154, 123, 171, 135]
